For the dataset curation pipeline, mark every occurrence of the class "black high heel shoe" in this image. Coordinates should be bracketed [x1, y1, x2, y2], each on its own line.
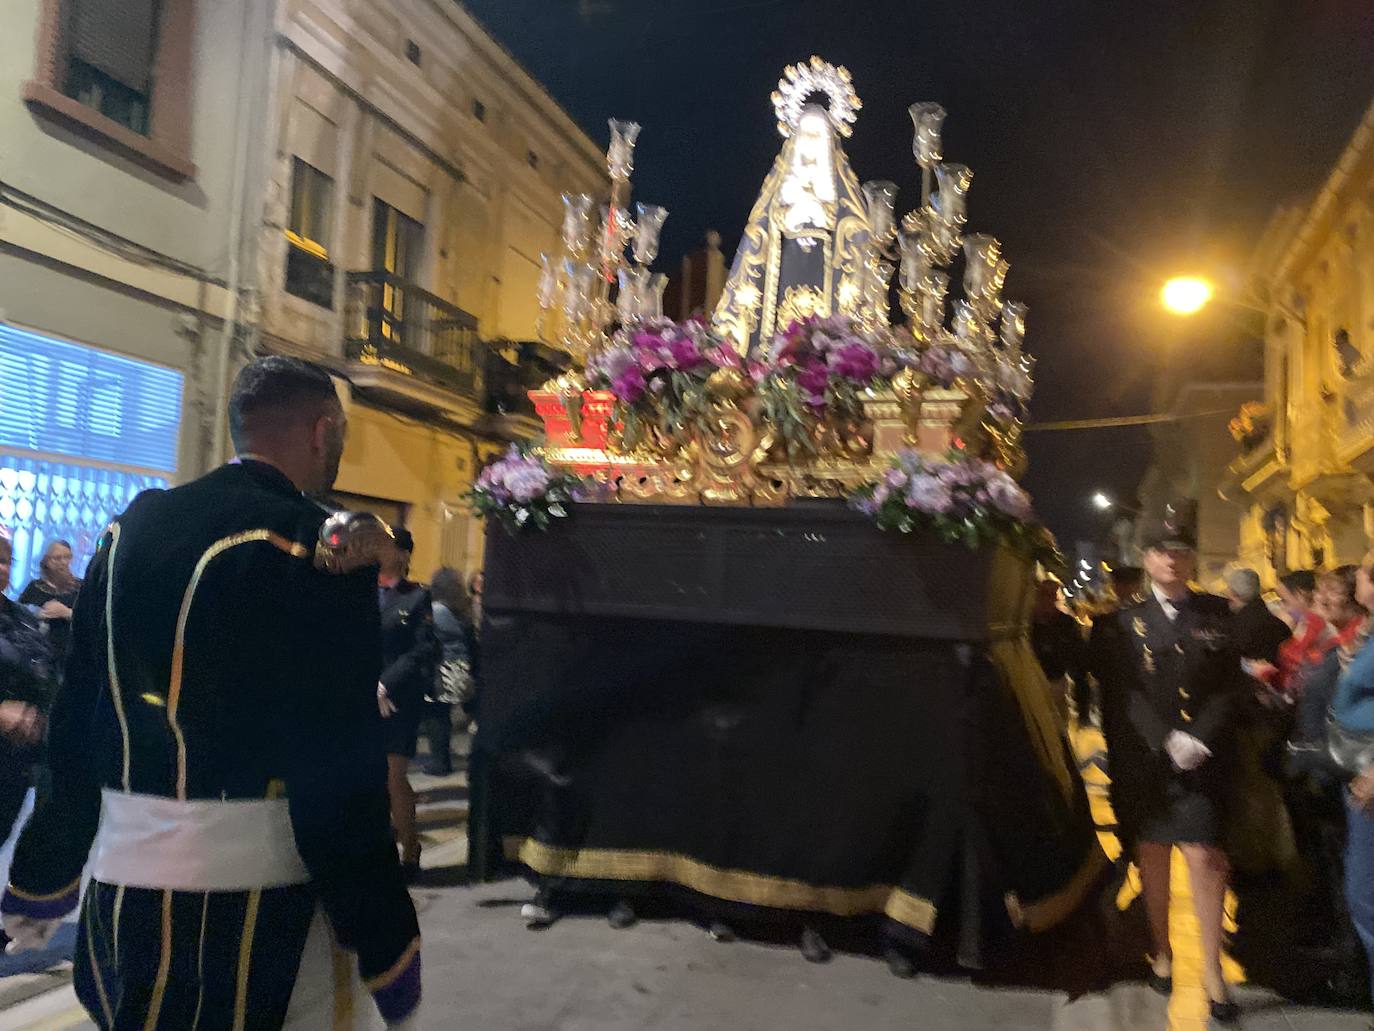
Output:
[1207, 996, 1239, 1025]
[1145, 956, 1172, 996]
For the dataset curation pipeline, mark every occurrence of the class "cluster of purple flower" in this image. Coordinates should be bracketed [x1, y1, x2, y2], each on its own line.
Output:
[765, 316, 894, 410]
[587, 318, 740, 405]
[852, 449, 1034, 525]
[913, 343, 976, 390]
[474, 446, 553, 505]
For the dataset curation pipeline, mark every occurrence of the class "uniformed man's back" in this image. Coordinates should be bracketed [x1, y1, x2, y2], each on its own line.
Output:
[103, 459, 380, 802]
[2, 357, 422, 1030]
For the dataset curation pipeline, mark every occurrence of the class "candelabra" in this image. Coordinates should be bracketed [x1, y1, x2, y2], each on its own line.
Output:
[536, 119, 669, 361]
[863, 102, 1031, 410]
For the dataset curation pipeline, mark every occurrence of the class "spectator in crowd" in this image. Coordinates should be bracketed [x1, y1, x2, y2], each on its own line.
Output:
[0, 534, 55, 843]
[1283, 565, 1368, 1001]
[1225, 567, 1291, 668]
[1031, 577, 1089, 727]
[1275, 570, 1330, 695]
[423, 567, 478, 776]
[1329, 554, 1374, 1010]
[17, 538, 81, 673]
[1225, 567, 1299, 876]
[376, 528, 438, 882]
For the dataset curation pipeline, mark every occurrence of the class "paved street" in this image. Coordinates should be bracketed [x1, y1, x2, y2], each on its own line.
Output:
[0, 738, 1369, 1030]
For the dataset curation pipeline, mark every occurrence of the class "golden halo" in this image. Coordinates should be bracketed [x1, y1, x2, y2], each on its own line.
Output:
[769, 56, 862, 139]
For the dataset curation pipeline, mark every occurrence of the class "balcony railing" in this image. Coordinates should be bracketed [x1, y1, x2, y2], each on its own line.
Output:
[345, 271, 482, 396]
[484, 341, 572, 420]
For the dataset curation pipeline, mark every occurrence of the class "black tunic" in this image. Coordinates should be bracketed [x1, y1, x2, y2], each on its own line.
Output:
[2, 460, 420, 1029]
[1096, 590, 1244, 847]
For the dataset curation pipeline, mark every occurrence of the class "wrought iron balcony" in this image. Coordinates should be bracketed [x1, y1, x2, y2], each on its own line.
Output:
[478, 340, 573, 442]
[485, 341, 571, 419]
[344, 271, 482, 398]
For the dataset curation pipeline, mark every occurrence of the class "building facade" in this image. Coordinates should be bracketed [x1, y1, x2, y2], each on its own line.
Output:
[1137, 382, 1261, 588]
[1229, 99, 1374, 582]
[0, 0, 272, 590]
[255, 0, 607, 578]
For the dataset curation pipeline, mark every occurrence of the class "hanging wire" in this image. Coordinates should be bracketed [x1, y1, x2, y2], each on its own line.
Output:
[1023, 407, 1235, 431]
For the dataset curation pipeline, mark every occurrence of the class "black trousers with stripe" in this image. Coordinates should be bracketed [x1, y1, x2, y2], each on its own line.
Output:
[75, 880, 316, 1030]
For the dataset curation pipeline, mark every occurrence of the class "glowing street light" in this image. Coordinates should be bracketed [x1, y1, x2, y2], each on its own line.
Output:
[1161, 276, 1214, 316]
[1092, 491, 1113, 511]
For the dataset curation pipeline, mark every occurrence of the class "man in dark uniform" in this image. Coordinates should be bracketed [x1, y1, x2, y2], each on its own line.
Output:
[1095, 501, 1244, 1025]
[376, 528, 437, 881]
[1, 358, 421, 1029]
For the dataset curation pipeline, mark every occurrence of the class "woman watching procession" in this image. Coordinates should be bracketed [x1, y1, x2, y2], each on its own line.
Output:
[17, 539, 81, 678]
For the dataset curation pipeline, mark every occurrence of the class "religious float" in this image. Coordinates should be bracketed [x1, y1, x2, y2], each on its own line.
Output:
[468, 58, 1104, 965]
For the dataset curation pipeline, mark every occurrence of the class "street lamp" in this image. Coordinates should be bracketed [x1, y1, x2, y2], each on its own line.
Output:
[1092, 492, 1142, 516]
[1161, 276, 1214, 316]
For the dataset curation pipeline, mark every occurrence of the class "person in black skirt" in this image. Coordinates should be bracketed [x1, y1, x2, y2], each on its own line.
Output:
[1095, 502, 1245, 1024]
[376, 527, 438, 882]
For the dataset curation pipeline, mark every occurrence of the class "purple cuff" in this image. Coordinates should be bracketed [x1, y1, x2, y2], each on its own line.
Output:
[371, 950, 421, 1024]
[1, 882, 80, 921]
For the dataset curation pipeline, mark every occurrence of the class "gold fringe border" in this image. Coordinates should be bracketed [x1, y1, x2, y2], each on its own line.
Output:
[504, 837, 936, 934]
[507, 836, 1108, 937]
[1004, 842, 1110, 933]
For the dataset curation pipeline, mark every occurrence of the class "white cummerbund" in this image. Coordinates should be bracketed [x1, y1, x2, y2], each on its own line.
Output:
[90, 789, 311, 892]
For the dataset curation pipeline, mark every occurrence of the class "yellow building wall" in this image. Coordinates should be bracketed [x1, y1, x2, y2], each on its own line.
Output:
[334, 403, 479, 581]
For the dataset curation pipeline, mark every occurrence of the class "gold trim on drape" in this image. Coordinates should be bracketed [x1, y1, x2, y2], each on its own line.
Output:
[503, 837, 937, 934]
[986, 639, 1076, 805]
[1004, 842, 1109, 933]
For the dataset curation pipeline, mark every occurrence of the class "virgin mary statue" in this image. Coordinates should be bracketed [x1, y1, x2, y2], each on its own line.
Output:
[712, 59, 878, 356]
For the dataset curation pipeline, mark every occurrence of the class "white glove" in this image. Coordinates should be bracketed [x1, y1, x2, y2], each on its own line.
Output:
[1164, 730, 1212, 772]
[4, 914, 62, 953]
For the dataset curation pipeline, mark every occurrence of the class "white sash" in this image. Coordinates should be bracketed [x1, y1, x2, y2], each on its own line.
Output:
[90, 789, 310, 891]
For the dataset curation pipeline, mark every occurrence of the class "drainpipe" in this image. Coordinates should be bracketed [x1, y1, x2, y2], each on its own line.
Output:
[209, 0, 273, 469]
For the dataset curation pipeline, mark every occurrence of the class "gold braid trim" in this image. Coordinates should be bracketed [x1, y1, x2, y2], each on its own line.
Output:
[504, 837, 937, 934]
[142, 890, 174, 1031]
[83, 888, 114, 1027]
[363, 936, 422, 992]
[104, 523, 132, 791]
[5, 876, 80, 902]
[168, 531, 310, 800]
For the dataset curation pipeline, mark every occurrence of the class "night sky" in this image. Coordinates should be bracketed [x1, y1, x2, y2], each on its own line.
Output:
[463, 0, 1374, 543]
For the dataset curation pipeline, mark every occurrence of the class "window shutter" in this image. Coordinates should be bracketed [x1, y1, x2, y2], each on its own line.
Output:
[0, 325, 183, 473]
[69, 0, 160, 93]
